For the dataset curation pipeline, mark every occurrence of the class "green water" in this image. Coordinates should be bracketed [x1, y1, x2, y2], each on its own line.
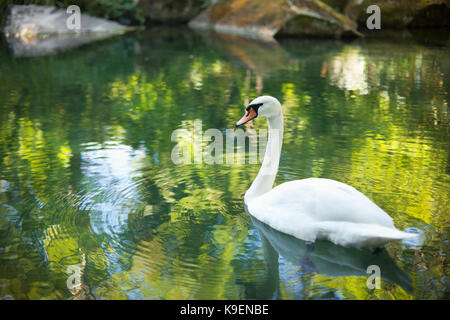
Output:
[0, 28, 448, 300]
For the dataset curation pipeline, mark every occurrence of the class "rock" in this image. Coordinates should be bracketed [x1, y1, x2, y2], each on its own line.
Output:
[345, 0, 450, 29]
[278, 0, 360, 37]
[188, 0, 361, 40]
[3, 5, 133, 57]
[189, 0, 450, 39]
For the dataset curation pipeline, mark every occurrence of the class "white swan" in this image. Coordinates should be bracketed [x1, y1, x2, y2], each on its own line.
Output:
[236, 95, 419, 249]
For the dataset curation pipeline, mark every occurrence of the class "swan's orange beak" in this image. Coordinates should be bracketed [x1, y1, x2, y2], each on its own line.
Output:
[236, 107, 257, 127]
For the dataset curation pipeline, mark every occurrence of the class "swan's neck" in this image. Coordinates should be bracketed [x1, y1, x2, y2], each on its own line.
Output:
[244, 114, 283, 203]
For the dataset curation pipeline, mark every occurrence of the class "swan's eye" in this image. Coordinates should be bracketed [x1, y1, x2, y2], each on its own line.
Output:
[246, 103, 263, 112]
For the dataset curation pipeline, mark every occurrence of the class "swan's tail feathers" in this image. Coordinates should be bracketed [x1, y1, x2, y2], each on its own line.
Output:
[358, 226, 423, 249]
[318, 222, 423, 249]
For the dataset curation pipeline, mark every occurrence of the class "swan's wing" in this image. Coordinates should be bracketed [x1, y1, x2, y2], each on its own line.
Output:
[249, 178, 394, 226]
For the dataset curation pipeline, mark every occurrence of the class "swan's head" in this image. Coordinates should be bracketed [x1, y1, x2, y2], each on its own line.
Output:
[236, 96, 281, 127]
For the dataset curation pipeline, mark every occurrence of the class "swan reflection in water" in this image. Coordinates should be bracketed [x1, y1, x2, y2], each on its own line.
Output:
[250, 216, 413, 299]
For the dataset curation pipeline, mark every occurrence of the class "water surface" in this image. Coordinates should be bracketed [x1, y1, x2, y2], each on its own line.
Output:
[0, 28, 448, 299]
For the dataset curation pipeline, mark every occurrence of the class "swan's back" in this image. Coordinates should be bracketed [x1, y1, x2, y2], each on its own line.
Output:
[249, 178, 393, 226]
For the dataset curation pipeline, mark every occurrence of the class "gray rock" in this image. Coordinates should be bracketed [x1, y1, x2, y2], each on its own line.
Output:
[3, 5, 133, 57]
